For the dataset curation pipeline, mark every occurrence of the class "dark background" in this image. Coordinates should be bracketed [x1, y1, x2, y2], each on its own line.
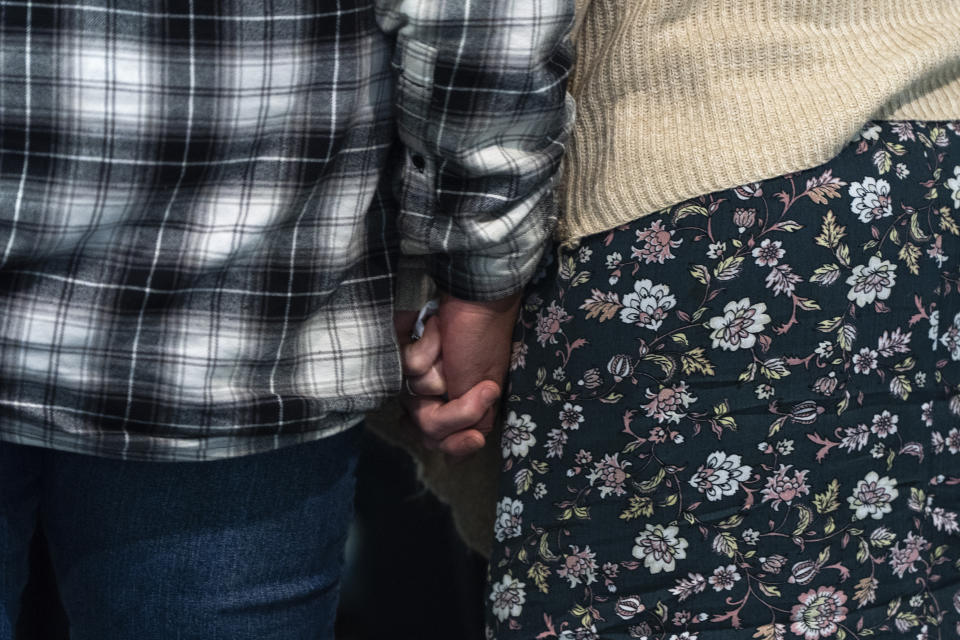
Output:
[15, 429, 487, 640]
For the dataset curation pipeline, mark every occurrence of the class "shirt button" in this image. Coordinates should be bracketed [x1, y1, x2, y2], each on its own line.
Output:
[411, 154, 426, 173]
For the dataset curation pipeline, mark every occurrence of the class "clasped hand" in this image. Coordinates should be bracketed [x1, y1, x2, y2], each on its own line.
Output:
[394, 293, 520, 457]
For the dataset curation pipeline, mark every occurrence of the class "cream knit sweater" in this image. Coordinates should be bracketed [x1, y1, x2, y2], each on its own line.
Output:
[560, 0, 960, 241]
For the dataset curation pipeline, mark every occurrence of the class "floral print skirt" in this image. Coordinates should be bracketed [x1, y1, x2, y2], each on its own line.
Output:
[485, 121, 960, 640]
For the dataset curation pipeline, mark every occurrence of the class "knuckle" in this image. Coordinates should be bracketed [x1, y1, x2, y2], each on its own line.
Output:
[402, 351, 430, 376]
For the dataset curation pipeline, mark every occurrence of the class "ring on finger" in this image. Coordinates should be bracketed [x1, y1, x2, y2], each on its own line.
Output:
[403, 377, 418, 397]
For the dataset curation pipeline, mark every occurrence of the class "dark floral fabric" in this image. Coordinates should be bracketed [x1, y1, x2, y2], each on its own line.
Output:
[485, 121, 960, 640]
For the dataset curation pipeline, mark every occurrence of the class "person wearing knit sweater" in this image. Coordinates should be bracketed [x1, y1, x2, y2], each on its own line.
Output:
[395, 1, 960, 638]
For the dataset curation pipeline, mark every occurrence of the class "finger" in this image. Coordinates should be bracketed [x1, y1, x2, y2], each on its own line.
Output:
[401, 315, 441, 377]
[473, 402, 498, 436]
[435, 429, 486, 457]
[406, 362, 446, 396]
[406, 381, 500, 440]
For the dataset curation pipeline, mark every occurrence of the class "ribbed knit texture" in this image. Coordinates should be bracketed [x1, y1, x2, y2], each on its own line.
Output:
[559, 0, 960, 242]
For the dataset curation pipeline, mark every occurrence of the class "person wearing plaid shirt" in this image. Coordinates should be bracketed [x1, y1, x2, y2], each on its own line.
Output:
[0, 0, 574, 636]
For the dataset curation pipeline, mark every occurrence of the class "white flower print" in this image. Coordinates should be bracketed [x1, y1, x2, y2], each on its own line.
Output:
[947, 427, 960, 455]
[633, 524, 688, 574]
[848, 471, 899, 520]
[948, 165, 960, 209]
[494, 497, 523, 542]
[489, 574, 526, 622]
[751, 238, 785, 267]
[870, 411, 898, 438]
[619, 279, 676, 331]
[707, 241, 726, 259]
[939, 312, 960, 360]
[852, 347, 879, 374]
[558, 402, 584, 430]
[502, 411, 537, 459]
[846, 257, 897, 307]
[689, 451, 752, 502]
[708, 298, 771, 351]
[858, 123, 882, 141]
[708, 564, 741, 591]
[755, 384, 775, 400]
[815, 341, 834, 359]
[929, 309, 940, 351]
[849, 177, 892, 223]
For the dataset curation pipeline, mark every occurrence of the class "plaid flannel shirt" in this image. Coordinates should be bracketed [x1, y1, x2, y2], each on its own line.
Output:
[0, 0, 574, 461]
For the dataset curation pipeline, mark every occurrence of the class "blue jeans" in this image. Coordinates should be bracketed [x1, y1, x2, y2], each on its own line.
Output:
[0, 426, 361, 640]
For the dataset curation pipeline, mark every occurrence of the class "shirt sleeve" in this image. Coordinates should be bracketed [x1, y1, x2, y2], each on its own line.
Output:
[376, 0, 576, 301]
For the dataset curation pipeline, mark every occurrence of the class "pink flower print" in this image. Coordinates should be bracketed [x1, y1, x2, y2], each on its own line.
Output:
[535, 301, 570, 347]
[890, 532, 929, 578]
[761, 555, 788, 574]
[586, 453, 632, 498]
[812, 373, 838, 396]
[790, 586, 848, 640]
[642, 381, 697, 424]
[760, 464, 811, 510]
[733, 207, 756, 231]
[633, 220, 682, 264]
[557, 545, 598, 588]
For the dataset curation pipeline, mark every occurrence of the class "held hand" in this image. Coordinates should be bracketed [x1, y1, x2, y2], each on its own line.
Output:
[395, 292, 520, 457]
[434, 292, 520, 436]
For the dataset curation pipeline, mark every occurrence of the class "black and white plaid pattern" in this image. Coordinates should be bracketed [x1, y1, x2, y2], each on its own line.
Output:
[0, 0, 575, 460]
